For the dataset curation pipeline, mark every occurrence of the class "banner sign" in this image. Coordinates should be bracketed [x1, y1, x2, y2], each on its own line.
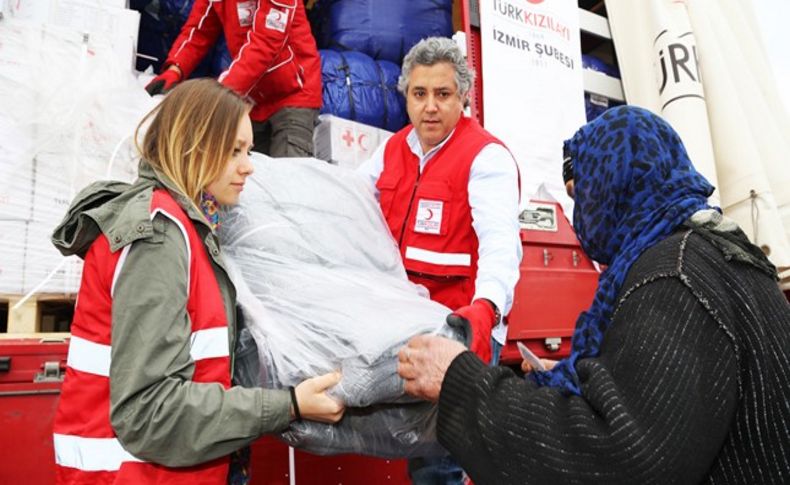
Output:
[480, 0, 585, 212]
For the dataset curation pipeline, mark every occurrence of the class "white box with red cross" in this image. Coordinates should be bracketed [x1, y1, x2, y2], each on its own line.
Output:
[313, 115, 393, 170]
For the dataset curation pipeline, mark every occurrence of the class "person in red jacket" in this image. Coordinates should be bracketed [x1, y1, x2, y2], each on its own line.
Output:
[52, 79, 342, 485]
[357, 37, 522, 485]
[145, 0, 322, 158]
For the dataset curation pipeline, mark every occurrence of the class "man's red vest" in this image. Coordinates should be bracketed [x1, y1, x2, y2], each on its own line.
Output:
[53, 190, 232, 484]
[376, 116, 505, 310]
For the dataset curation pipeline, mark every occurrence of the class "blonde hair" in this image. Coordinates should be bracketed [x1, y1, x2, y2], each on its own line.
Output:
[135, 78, 251, 206]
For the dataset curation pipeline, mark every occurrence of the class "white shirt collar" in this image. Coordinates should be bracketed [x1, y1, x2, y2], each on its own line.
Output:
[406, 126, 458, 168]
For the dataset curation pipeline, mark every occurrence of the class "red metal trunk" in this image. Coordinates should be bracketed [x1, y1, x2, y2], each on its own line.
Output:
[500, 201, 598, 365]
[0, 337, 68, 485]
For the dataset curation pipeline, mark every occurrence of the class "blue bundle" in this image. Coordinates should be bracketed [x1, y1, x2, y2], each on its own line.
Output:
[312, 0, 452, 65]
[320, 49, 408, 133]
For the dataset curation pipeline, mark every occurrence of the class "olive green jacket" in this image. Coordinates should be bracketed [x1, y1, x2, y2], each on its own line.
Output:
[52, 160, 291, 466]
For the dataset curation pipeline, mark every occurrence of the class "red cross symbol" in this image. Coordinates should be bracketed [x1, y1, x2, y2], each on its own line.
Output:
[341, 129, 355, 147]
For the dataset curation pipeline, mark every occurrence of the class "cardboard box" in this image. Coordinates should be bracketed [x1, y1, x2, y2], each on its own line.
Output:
[2, 0, 57, 23]
[0, 140, 35, 223]
[21, 222, 82, 295]
[51, 1, 140, 71]
[3, 0, 140, 71]
[0, 153, 84, 296]
[0, 3, 139, 298]
[313, 115, 393, 170]
[32, 153, 83, 228]
[0, 218, 80, 296]
[0, 221, 28, 295]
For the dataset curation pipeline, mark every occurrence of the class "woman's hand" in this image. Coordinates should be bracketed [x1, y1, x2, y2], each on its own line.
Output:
[293, 371, 345, 423]
[521, 358, 558, 374]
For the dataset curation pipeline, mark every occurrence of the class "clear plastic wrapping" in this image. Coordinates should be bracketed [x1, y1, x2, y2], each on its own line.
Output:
[0, 17, 154, 295]
[220, 154, 462, 458]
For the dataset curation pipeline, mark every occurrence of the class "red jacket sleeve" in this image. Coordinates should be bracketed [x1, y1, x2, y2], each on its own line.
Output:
[219, 0, 297, 95]
[165, 0, 223, 78]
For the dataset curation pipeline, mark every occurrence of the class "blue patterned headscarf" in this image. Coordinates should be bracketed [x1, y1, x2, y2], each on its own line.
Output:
[532, 106, 716, 395]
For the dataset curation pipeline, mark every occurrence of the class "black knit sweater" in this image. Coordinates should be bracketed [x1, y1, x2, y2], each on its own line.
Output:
[438, 230, 790, 484]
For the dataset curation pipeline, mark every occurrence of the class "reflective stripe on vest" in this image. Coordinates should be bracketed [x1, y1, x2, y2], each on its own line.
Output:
[53, 189, 231, 483]
[54, 434, 143, 471]
[404, 246, 472, 267]
[66, 328, 229, 379]
[66, 335, 111, 377]
[379, 117, 500, 279]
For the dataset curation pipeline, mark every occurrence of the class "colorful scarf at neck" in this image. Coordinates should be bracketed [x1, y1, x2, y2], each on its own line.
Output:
[200, 192, 221, 230]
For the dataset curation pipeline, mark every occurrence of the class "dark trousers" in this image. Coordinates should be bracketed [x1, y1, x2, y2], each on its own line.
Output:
[408, 455, 465, 485]
[252, 107, 319, 158]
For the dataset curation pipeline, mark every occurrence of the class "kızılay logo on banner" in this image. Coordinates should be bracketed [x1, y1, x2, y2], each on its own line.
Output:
[526, 0, 545, 4]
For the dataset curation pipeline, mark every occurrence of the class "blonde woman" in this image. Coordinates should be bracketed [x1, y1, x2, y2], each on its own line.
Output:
[51, 79, 343, 484]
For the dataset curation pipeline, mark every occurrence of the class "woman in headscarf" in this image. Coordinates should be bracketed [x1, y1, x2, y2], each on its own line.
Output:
[397, 106, 790, 484]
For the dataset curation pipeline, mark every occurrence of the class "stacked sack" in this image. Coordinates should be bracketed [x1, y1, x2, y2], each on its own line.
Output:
[311, 0, 454, 133]
[319, 50, 406, 133]
[311, 0, 454, 64]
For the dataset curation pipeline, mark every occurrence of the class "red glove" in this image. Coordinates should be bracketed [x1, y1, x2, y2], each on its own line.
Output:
[145, 68, 182, 96]
[446, 299, 498, 363]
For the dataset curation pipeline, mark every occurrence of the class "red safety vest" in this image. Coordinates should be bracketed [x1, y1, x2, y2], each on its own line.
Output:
[53, 189, 231, 484]
[376, 116, 507, 310]
[167, 0, 322, 122]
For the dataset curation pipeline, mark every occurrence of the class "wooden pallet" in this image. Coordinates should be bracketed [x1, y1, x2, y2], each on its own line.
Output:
[0, 294, 76, 334]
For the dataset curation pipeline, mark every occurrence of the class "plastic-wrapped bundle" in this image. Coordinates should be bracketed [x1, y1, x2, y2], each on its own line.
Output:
[320, 49, 407, 132]
[311, 0, 452, 64]
[281, 402, 443, 458]
[0, 18, 154, 294]
[582, 54, 623, 121]
[219, 154, 462, 458]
